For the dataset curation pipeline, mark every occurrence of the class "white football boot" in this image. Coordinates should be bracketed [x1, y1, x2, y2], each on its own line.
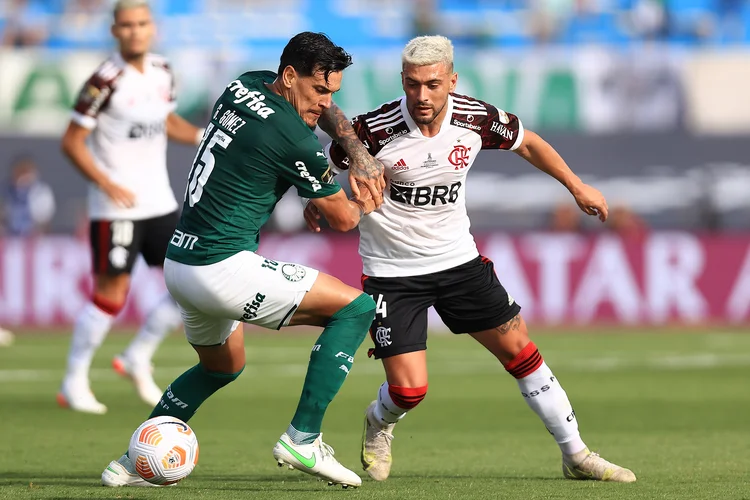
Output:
[563, 448, 637, 483]
[273, 433, 362, 488]
[112, 355, 164, 407]
[0, 327, 14, 347]
[102, 454, 160, 487]
[361, 400, 396, 481]
[57, 378, 107, 415]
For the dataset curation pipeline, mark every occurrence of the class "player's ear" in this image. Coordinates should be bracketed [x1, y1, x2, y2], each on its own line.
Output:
[281, 66, 297, 89]
[400, 71, 406, 91]
[450, 72, 458, 92]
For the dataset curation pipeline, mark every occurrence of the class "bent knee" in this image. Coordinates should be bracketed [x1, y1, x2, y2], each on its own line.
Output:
[353, 292, 376, 315]
[389, 384, 428, 410]
[333, 293, 377, 338]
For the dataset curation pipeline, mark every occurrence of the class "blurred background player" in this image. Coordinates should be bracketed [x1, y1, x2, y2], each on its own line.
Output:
[0, 326, 13, 347]
[57, 0, 204, 414]
[1, 155, 56, 237]
[317, 35, 635, 483]
[101, 32, 380, 489]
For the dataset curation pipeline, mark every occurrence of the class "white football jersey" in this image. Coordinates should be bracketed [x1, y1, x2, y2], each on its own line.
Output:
[71, 52, 179, 221]
[328, 94, 524, 277]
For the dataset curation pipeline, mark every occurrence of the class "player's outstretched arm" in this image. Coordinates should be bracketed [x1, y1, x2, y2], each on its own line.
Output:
[514, 129, 608, 222]
[318, 102, 385, 207]
[61, 121, 135, 208]
[166, 113, 204, 146]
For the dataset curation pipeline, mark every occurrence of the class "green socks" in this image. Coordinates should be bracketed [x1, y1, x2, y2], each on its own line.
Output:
[289, 293, 376, 443]
[148, 363, 244, 422]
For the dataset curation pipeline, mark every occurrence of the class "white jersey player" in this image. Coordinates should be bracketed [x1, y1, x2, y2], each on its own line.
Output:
[329, 91, 522, 278]
[58, 0, 204, 414]
[310, 35, 636, 483]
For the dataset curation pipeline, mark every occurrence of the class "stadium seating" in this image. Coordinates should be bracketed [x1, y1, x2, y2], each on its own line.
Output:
[1, 0, 749, 51]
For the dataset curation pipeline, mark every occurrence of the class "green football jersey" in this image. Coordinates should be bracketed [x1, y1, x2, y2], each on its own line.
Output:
[166, 70, 341, 265]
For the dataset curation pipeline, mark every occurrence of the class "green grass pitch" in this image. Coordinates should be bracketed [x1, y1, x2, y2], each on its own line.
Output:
[1, 329, 749, 499]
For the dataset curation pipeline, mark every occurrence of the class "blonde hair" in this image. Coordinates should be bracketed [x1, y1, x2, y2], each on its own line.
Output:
[113, 0, 150, 20]
[401, 35, 454, 70]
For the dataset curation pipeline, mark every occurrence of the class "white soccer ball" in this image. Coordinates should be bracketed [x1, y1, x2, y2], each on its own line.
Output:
[128, 416, 199, 485]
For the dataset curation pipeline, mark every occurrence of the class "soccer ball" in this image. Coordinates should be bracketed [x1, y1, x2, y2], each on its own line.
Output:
[128, 416, 199, 485]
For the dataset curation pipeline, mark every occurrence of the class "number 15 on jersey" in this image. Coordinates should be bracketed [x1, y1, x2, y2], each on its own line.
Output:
[185, 123, 233, 207]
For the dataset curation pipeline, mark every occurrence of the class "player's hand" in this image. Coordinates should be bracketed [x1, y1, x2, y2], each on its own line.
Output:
[353, 195, 376, 216]
[571, 183, 608, 222]
[348, 156, 386, 208]
[102, 181, 136, 208]
[303, 202, 322, 233]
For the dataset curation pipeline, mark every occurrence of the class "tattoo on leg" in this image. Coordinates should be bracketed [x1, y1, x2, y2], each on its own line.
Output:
[496, 314, 521, 335]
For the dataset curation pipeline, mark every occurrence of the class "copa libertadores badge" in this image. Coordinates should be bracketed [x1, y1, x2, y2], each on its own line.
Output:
[281, 264, 306, 282]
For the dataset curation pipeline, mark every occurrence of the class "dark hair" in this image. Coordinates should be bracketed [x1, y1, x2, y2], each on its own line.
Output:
[278, 32, 352, 83]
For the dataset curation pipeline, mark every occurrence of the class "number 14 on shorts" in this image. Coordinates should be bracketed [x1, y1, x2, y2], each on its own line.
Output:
[369, 294, 387, 318]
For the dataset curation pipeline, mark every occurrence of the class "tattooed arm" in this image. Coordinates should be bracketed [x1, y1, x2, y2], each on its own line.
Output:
[319, 102, 386, 207]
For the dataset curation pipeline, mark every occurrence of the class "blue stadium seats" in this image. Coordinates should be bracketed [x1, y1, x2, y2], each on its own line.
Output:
[1, 0, 748, 50]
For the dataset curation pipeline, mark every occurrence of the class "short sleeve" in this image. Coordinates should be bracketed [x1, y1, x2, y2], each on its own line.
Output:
[282, 135, 341, 199]
[481, 104, 524, 151]
[71, 67, 119, 129]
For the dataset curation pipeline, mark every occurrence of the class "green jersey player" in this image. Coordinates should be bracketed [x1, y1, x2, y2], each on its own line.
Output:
[166, 68, 340, 265]
[101, 32, 381, 489]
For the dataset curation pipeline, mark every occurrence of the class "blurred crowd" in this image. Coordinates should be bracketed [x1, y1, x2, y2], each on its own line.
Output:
[1, 155, 56, 237]
[1, 0, 749, 49]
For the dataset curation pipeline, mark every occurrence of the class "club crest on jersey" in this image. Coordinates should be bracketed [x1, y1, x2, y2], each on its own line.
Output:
[375, 326, 392, 347]
[281, 264, 306, 282]
[448, 144, 471, 170]
[226, 80, 275, 118]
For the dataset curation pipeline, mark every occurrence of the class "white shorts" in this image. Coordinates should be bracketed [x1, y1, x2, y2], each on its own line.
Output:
[163, 251, 319, 346]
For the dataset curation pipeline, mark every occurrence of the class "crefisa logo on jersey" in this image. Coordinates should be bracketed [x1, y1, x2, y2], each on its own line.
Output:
[295, 161, 322, 192]
[226, 80, 275, 119]
[241, 293, 266, 321]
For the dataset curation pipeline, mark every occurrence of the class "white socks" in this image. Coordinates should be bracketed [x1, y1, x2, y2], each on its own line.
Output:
[121, 294, 181, 367]
[373, 382, 408, 425]
[64, 302, 114, 386]
[516, 361, 587, 456]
